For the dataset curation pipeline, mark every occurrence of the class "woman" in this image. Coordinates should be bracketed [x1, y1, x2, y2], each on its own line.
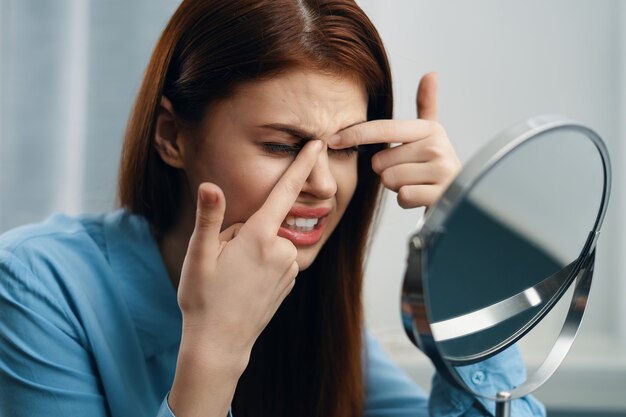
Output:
[0, 1, 544, 416]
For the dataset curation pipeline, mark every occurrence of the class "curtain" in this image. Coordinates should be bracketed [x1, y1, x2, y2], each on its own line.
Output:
[0, 0, 180, 232]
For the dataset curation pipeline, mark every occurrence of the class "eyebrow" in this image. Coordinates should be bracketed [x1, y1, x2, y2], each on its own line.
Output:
[257, 120, 366, 142]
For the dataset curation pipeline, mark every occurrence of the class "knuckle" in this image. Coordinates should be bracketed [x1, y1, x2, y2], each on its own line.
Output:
[380, 169, 399, 190]
[242, 227, 263, 246]
[429, 120, 446, 136]
[423, 144, 443, 159]
[257, 240, 274, 261]
[284, 244, 298, 264]
[440, 161, 458, 180]
[451, 157, 462, 173]
[177, 288, 206, 314]
[435, 158, 460, 182]
[269, 237, 297, 263]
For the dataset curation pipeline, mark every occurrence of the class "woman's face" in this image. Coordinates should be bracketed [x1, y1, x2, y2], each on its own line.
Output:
[182, 70, 368, 270]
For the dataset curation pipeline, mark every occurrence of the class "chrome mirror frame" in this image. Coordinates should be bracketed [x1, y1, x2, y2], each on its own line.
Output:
[400, 115, 612, 408]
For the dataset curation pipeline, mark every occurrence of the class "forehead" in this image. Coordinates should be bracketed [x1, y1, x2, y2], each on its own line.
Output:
[221, 70, 368, 135]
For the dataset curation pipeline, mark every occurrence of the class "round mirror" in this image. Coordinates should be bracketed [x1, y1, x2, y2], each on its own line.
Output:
[401, 115, 611, 411]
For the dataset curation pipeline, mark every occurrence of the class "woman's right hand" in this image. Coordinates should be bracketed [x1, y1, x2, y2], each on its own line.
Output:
[168, 139, 324, 417]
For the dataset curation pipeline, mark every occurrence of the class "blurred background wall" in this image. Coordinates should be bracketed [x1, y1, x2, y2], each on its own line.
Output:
[1, 1, 624, 415]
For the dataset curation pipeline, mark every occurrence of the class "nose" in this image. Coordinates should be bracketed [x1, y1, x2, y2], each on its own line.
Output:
[301, 145, 337, 199]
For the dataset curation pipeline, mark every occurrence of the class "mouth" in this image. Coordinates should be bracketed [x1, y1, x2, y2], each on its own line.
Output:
[278, 207, 331, 246]
[282, 215, 323, 232]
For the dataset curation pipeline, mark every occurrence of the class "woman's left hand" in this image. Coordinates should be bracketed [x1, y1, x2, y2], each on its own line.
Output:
[328, 72, 461, 209]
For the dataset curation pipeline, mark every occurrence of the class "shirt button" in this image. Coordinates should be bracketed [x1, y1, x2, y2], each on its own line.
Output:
[471, 371, 486, 385]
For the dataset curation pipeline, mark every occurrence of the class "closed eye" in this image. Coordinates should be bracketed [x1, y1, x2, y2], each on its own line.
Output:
[329, 146, 360, 159]
[261, 142, 360, 159]
[262, 143, 302, 156]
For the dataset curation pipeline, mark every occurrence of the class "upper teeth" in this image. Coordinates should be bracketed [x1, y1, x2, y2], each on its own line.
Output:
[285, 217, 319, 229]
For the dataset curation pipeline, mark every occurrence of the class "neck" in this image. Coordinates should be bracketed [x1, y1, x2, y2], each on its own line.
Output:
[157, 193, 195, 290]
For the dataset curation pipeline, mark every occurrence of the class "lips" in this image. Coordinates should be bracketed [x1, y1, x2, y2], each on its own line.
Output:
[278, 206, 331, 246]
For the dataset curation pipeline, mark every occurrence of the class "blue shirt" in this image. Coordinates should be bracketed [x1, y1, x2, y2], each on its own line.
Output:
[0, 210, 545, 416]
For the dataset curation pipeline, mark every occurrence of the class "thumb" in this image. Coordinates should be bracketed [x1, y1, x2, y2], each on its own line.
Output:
[191, 182, 226, 257]
[416, 71, 438, 121]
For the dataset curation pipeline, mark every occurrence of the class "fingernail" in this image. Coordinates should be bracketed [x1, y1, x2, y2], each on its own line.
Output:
[311, 139, 324, 150]
[328, 134, 341, 146]
[199, 188, 217, 204]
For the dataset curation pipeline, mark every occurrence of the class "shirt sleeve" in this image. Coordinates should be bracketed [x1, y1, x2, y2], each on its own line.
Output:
[156, 393, 176, 417]
[0, 250, 109, 417]
[364, 332, 546, 417]
[429, 345, 546, 417]
[364, 331, 430, 417]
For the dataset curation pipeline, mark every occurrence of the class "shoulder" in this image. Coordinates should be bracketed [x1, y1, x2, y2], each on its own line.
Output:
[0, 211, 109, 250]
[0, 212, 108, 274]
[0, 208, 150, 259]
[0, 209, 150, 297]
[0, 209, 156, 331]
[0, 213, 111, 343]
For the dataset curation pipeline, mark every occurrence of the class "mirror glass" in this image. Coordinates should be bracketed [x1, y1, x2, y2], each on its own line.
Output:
[428, 128, 603, 361]
[402, 118, 611, 402]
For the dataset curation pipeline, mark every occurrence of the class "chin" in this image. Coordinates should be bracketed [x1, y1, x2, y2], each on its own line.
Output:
[296, 257, 315, 271]
[295, 247, 321, 271]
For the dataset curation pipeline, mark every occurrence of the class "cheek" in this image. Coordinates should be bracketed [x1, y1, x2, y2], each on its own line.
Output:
[221, 159, 291, 225]
[331, 159, 358, 208]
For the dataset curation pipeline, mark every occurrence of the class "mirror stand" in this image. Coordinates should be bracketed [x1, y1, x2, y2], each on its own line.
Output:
[495, 392, 511, 417]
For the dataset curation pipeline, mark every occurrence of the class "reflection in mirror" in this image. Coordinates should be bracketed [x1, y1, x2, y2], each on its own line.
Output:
[402, 117, 611, 412]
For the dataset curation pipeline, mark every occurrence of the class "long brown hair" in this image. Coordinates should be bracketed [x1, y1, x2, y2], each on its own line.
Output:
[117, 1, 392, 416]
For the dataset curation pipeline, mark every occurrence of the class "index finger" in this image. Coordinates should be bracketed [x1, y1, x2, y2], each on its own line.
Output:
[328, 119, 434, 149]
[247, 139, 324, 234]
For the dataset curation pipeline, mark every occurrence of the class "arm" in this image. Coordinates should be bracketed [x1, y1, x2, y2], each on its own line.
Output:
[364, 332, 429, 417]
[0, 248, 233, 417]
[167, 140, 325, 416]
[0, 251, 109, 417]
